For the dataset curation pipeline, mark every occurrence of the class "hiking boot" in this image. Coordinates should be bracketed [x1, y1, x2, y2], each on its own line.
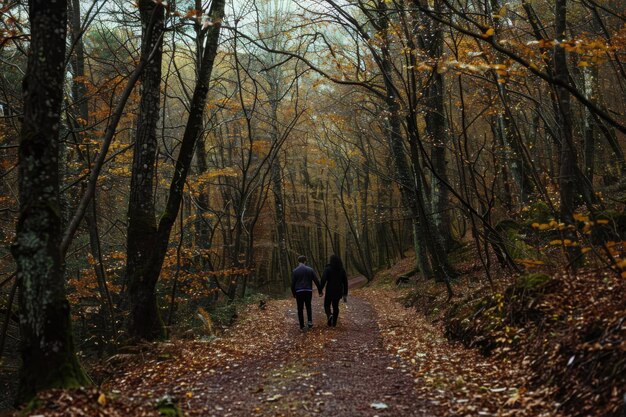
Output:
[307, 321, 313, 329]
[327, 314, 333, 327]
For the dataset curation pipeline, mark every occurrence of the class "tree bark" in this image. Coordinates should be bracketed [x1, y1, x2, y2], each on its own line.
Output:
[420, 0, 454, 251]
[12, 0, 89, 403]
[554, 0, 583, 263]
[68, 0, 115, 335]
[269, 99, 290, 290]
[127, 0, 226, 338]
[126, 0, 166, 341]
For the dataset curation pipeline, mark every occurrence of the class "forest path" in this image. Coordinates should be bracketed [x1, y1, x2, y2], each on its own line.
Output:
[181, 295, 425, 416]
[195, 297, 421, 417]
[100, 294, 429, 417]
[26, 287, 542, 417]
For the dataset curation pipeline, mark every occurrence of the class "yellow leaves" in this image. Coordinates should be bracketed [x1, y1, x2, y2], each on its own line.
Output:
[596, 219, 610, 225]
[573, 213, 589, 222]
[316, 157, 336, 167]
[548, 239, 578, 247]
[207, 97, 232, 111]
[108, 165, 132, 177]
[185, 391, 194, 398]
[416, 63, 433, 72]
[531, 222, 554, 231]
[481, 28, 495, 39]
[494, 5, 507, 19]
[516, 258, 545, 268]
[97, 393, 107, 406]
[197, 167, 239, 183]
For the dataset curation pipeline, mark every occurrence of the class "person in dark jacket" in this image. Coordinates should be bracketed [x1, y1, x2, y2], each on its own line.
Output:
[319, 254, 348, 327]
[291, 255, 321, 330]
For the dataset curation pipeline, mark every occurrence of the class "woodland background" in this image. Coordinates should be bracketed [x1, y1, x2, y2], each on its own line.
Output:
[0, 0, 624, 414]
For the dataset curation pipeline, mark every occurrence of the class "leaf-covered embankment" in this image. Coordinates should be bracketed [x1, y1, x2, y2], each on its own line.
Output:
[365, 255, 625, 417]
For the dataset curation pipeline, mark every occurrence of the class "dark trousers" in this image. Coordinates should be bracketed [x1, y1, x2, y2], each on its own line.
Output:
[324, 296, 340, 326]
[296, 291, 313, 328]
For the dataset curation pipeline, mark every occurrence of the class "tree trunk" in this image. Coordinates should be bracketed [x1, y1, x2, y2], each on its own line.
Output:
[582, 66, 597, 183]
[378, 8, 432, 277]
[127, 0, 226, 337]
[359, 161, 374, 278]
[12, 0, 89, 403]
[69, 0, 115, 335]
[268, 87, 290, 290]
[489, 0, 534, 206]
[421, 0, 454, 251]
[554, 0, 582, 263]
[126, 0, 166, 341]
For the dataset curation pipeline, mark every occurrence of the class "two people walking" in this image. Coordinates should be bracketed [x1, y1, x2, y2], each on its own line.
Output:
[291, 255, 348, 330]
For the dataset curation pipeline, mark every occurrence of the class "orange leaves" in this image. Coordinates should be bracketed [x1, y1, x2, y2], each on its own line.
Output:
[516, 258, 545, 268]
[187, 166, 239, 198]
[184, 8, 202, 19]
[206, 267, 251, 277]
[548, 239, 578, 247]
[493, 5, 507, 19]
[524, 35, 613, 67]
[415, 62, 433, 72]
[481, 27, 495, 39]
[314, 156, 336, 167]
[531, 220, 562, 231]
[199, 167, 239, 181]
[250, 140, 270, 156]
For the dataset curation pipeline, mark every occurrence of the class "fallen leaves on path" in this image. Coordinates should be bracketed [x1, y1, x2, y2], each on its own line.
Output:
[18, 271, 613, 417]
[359, 287, 562, 417]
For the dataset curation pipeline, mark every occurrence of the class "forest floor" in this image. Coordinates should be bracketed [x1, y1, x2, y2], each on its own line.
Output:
[16, 269, 567, 417]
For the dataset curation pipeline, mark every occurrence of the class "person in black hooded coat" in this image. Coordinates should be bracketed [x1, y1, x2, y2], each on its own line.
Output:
[319, 254, 348, 327]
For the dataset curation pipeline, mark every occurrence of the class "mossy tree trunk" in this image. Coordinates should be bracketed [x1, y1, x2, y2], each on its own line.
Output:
[126, 0, 166, 341]
[127, 0, 226, 340]
[11, 0, 89, 403]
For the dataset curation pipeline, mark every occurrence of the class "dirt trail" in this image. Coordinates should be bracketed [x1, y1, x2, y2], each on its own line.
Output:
[179, 295, 425, 417]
